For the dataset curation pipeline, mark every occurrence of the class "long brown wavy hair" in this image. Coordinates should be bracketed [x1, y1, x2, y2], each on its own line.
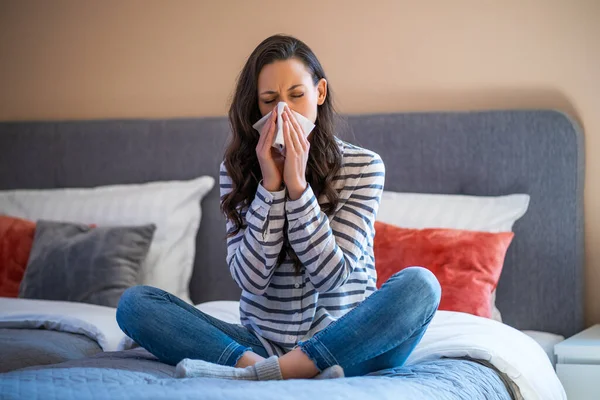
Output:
[221, 34, 342, 274]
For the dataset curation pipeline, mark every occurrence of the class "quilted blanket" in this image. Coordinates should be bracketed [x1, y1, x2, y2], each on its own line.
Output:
[0, 348, 514, 400]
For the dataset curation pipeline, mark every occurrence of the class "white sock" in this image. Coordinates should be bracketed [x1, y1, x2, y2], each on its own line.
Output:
[175, 355, 283, 380]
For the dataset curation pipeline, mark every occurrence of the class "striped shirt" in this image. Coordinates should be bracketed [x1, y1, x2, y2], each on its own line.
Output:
[220, 138, 385, 356]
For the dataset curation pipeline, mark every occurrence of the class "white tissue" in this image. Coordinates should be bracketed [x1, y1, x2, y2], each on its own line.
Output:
[252, 102, 315, 153]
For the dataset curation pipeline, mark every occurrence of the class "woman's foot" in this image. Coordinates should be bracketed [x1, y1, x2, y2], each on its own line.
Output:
[175, 355, 345, 381]
[278, 347, 320, 379]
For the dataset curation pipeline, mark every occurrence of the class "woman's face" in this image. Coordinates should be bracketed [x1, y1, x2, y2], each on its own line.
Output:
[257, 58, 327, 124]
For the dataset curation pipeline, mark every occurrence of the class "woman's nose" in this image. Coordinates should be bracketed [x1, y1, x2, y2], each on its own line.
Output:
[278, 95, 295, 106]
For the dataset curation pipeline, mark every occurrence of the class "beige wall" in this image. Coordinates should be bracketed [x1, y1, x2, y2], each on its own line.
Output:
[1, 1, 599, 324]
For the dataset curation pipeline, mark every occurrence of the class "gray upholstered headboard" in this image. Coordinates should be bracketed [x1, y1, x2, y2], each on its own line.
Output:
[0, 110, 584, 337]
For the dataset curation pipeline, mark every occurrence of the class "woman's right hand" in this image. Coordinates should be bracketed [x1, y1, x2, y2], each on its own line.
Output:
[256, 108, 284, 192]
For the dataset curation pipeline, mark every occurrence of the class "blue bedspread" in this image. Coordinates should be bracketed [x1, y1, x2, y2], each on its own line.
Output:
[0, 349, 514, 400]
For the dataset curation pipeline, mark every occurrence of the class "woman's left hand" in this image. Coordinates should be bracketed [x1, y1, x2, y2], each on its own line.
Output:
[282, 105, 310, 200]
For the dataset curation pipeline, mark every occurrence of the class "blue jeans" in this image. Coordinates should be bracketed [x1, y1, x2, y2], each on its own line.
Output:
[116, 267, 441, 377]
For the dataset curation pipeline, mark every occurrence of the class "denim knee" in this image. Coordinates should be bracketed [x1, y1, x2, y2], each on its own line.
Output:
[386, 267, 441, 315]
[116, 285, 161, 333]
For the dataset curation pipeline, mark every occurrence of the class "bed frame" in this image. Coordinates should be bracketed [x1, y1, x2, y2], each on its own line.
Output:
[0, 109, 584, 337]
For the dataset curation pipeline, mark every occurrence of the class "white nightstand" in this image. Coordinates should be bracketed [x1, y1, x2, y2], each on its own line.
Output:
[554, 324, 600, 400]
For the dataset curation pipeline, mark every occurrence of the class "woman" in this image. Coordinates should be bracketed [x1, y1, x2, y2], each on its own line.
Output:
[117, 34, 441, 381]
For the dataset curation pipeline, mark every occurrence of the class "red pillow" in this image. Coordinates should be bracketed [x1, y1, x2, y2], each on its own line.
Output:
[374, 221, 514, 318]
[0, 215, 37, 297]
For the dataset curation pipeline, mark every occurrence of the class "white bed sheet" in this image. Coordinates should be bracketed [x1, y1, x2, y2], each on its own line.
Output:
[521, 330, 564, 369]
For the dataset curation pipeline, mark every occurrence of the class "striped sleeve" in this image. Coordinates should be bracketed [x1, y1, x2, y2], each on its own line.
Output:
[220, 162, 286, 295]
[285, 154, 385, 293]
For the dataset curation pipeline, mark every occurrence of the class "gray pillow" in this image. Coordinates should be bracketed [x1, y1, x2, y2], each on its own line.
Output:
[19, 220, 156, 307]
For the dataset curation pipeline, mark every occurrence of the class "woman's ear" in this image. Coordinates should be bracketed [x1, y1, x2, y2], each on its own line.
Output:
[317, 78, 327, 106]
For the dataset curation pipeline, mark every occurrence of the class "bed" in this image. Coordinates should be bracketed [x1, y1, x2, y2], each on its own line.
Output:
[0, 109, 584, 399]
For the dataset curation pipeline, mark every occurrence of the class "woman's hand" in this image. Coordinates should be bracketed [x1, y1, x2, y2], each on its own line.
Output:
[282, 105, 310, 200]
[256, 108, 285, 192]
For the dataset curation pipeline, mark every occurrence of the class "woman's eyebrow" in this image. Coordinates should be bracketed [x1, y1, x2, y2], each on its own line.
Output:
[260, 84, 305, 96]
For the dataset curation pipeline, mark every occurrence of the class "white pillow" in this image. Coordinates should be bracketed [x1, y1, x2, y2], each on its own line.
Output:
[377, 192, 530, 232]
[0, 176, 215, 303]
[376, 191, 530, 321]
